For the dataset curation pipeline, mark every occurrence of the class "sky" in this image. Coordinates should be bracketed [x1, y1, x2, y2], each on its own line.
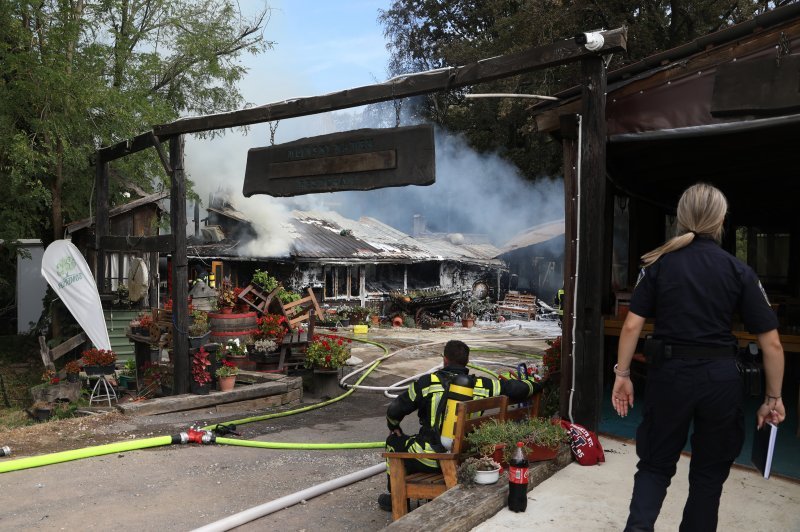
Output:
[184, 0, 565, 254]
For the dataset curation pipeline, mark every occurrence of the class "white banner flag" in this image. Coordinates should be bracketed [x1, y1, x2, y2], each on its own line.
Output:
[41, 240, 111, 351]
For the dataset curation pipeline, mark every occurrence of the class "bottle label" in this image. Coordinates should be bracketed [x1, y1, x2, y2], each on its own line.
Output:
[508, 465, 529, 485]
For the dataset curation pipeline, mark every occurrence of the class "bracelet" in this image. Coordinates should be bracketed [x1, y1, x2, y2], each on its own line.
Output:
[613, 364, 630, 378]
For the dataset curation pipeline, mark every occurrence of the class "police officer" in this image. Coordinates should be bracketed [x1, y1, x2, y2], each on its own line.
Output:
[378, 339, 539, 512]
[612, 183, 786, 531]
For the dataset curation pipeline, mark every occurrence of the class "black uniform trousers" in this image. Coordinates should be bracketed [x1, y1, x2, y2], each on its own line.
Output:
[625, 358, 744, 532]
[384, 432, 441, 491]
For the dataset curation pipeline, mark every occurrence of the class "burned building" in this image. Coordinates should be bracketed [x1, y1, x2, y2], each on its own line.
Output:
[186, 196, 506, 310]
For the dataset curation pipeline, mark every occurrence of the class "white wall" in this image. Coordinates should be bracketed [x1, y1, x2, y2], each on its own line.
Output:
[17, 239, 48, 334]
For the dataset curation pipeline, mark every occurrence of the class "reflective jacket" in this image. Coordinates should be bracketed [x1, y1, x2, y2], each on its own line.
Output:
[386, 365, 537, 462]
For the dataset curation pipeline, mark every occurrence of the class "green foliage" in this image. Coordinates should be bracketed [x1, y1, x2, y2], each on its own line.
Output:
[0, 1, 273, 244]
[252, 269, 279, 292]
[379, 0, 770, 180]
[466, 417, 568, 461]
[277, 288, 300, 304]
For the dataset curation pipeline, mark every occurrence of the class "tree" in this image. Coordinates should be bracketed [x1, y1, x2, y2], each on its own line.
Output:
[0, 0, 273, 247]
[379, 0, 777, 179]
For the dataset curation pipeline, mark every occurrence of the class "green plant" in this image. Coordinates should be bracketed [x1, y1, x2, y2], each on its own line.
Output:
[277, 288, 300, 303]
[456, 456, 500, 488]
[466, 417, 568, 462]
[252, 269, 278, 292]
[348, 305, 370, 325]
[189, 310, 210, 336]
[217, 278, 236, 308]
[304, 334, 352, 369]
[215, 359, 239, 378]
[120, 359, 136, 377]
[224, 338, 247, 357]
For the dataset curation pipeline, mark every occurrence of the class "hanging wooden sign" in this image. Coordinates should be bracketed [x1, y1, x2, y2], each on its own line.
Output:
[242, 124, 435, 197]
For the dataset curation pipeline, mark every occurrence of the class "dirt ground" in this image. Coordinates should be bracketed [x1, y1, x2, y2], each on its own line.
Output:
[0, 323, 557, 531]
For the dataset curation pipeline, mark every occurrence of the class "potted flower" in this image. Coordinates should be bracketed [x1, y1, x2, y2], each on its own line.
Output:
[136, 312, 154, 337]
[304, 334, 352, 370]
[466, 416, 568, 466]
[255, 313, 287, 344]
[215, 359, 239, 391]
[348, 305, 370, 325]
[216, 279, 236, 313]
[251, 269, 278, 293]
[191, 347, 212, 395]
[457, 456, 503, 488]
[188, 310, 211, 348]
[118, 359, 138, 390]
[80, 348, 117, 375]
[64, 360, 81, 383]
[335, 305, 352, 327]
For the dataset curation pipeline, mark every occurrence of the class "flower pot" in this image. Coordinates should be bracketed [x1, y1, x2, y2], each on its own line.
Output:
[474, 467, 501, 485]
[218, 375, 236, 392]
[370, 315, 380, 326]
[84, 364, 116, 376]
[191, 381, 211, 395]
[311, 368, 341, 399]
[220, 306, 234, 315]
[188, 331, 211, 349]
[462, 318, 475, 328]
[525, 443, 559, 462]
[66, 373, 79, 383]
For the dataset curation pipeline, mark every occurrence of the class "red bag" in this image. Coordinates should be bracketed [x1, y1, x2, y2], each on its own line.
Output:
[559, 420, 605, 465]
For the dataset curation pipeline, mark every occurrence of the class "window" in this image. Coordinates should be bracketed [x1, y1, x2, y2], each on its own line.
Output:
[735, 227, 790, 288]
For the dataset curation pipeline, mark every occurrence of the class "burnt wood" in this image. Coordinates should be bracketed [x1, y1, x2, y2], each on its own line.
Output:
[99, 235, 175, 253]
[243, 125, 435, 197]
[153, 28, 627, 137]
[98, 131, 156, 162]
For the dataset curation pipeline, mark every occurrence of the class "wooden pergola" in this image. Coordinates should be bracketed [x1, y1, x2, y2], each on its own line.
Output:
[94, 28, 627, 430]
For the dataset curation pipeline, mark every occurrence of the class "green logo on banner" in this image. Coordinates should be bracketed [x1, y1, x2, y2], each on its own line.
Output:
[56, 255, 84, 288]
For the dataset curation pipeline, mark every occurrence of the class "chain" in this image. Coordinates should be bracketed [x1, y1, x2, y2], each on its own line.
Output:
[268, 121, 280, 145]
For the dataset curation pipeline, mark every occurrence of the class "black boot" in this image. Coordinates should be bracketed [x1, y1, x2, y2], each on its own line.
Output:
[378, 493, 392, 512]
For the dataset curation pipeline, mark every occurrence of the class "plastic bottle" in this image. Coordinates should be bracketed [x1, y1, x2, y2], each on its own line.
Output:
[507, 441, 529, 512]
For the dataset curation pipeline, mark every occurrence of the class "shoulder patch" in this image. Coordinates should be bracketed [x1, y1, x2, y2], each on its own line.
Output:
[634, 268, 646, 289]
[758, 280, 771, 306]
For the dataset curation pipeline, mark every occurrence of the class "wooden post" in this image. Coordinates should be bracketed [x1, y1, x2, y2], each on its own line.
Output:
[94, 156, 109, 292]
[572, 55, 608, 431]
[559, 114, 578, 419]
[170, 136, 189, 394]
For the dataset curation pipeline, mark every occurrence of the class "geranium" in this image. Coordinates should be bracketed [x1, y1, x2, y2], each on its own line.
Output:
[217, 279, 236, 308]
[138, 313, 153, 329]
[216, 359, 239, 377]
[81, 348, 117, 367]
[543, 336, 561, 377]
[304, 334, 351, 369]
[191, 347, 212, 386]
[64, 360, 81, 375]
[255, 313, 287, 343]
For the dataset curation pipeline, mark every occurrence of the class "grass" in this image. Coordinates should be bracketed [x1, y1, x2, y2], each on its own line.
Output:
[0, 334, 51, 429]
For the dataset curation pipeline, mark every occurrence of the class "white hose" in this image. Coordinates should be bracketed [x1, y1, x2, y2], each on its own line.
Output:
[568, 113, 583, 425]
[192, 463, 386, 532]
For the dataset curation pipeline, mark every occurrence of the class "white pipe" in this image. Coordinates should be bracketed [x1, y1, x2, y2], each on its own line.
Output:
[465, 93, 559, 101]
[568, 113, 583, 424]
[192, 463, 386, 532]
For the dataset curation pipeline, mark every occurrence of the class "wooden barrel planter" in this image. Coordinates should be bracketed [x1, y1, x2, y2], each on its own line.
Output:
[209, 311, 259, 345]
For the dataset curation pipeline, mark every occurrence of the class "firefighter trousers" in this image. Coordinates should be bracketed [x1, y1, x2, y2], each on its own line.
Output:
[624, 358, 744, 532]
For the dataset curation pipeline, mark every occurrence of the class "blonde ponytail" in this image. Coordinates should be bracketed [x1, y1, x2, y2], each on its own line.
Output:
[640, 183, 728, 267]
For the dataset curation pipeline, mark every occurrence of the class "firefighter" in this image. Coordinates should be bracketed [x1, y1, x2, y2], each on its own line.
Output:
[612, 183, 786, 531]
[378, 339, 540, 512]
[554, 287, 565, 317]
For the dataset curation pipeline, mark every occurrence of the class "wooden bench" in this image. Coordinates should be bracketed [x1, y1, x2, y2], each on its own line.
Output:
[381, 392, 541, 521]
[497, 291, 537, 320]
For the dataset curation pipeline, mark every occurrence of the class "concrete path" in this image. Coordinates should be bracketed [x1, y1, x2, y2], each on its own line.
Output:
[472, 436, 800, 532]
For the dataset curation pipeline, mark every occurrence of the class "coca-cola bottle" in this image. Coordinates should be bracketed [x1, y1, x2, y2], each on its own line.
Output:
[507, 441, 529, 512]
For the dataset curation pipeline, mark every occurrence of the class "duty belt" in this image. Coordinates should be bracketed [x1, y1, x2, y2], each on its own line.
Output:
[665, 344, 737, 359]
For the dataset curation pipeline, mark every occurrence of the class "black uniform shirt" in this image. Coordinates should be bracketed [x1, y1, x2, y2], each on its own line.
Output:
[629, 237, 779, 347]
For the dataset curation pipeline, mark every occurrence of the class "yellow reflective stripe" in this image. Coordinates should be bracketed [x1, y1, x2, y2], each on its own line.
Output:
[409, 440, 439, 468]
[408, 382, 417, 401]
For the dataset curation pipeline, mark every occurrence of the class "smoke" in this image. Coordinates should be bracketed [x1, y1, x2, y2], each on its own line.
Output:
[185, 108, 564, 257]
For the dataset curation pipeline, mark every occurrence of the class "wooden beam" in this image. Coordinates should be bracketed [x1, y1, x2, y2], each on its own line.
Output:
[572, 56, 608, 431]
[170, 135, 189, 395]
[148, 132, 173, 175]
[94, 158, 109, 292]
[152, 28, 627, 137]
[559, 114, 578, 419]
[99, 235, 176, 253]
[98, 131, 156, 162]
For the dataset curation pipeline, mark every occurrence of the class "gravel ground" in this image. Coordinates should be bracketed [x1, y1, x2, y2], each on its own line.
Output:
[0, 323, 557, 531]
